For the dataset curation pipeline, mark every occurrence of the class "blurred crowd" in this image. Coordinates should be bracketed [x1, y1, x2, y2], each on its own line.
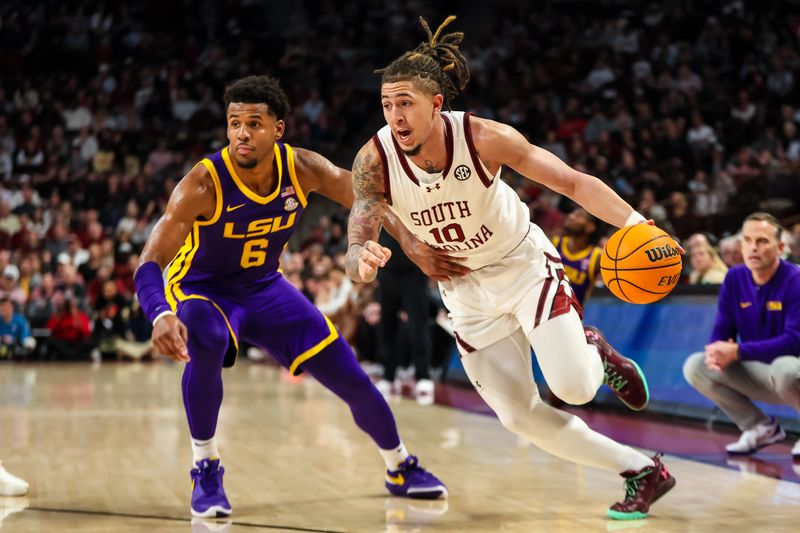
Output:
[0, 0, 799, 363]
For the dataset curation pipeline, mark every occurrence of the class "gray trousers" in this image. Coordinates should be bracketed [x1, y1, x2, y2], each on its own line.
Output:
[683, 352, 800, 430]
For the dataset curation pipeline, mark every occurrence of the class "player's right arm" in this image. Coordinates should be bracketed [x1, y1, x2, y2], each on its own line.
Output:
[344, 141, 392, 283]
[135, 164, 217, 362]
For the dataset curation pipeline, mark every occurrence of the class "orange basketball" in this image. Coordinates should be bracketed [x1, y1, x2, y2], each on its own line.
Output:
[600, 224, 682, 304]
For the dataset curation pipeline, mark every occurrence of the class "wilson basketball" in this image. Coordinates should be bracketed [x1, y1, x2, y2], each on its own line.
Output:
[600, 224, 682, 304]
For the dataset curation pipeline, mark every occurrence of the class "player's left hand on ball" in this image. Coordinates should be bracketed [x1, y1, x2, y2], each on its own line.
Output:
[358, 240, 392, 282]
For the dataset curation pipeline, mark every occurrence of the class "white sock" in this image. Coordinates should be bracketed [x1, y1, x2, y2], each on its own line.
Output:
[621, 450, 655, 473]
[191, 436, 220, 464]
[379, 442, 409, 470]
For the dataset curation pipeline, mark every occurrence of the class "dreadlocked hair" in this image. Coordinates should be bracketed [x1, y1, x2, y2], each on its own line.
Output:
[223, 75, 291, 120]
[376, 15, 469, 110]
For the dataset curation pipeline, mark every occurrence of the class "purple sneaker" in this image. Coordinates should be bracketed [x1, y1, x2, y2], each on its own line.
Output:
[190, 458, 232, 518]
[385, 456, 448, 499]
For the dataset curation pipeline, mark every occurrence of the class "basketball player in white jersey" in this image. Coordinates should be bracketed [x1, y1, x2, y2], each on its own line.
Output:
[344, 16, 676, 520]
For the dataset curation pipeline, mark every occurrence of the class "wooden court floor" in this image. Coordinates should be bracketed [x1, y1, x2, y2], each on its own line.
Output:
[1, 362, 798, 532]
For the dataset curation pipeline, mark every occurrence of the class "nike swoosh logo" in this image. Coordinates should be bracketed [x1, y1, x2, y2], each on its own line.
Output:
[386, 473, 405, 485]
[740, 302, 752, 309]
[226, 203, 246, 212]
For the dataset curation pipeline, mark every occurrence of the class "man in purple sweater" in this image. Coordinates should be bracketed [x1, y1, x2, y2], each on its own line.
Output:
[684, 212, 800, 459]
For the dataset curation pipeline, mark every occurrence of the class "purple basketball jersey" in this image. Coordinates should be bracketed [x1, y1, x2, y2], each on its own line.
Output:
[552, 235, 601, 305]
[164, 143, 337, 371]
[166, 142, 306, 305]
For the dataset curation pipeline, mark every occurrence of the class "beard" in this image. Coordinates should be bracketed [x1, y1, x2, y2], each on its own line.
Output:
[236, 156, 258, 169]
[402, 144, 423, 157]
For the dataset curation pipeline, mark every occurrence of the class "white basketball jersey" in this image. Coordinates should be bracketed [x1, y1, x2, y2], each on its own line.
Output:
[374, 111, 530, 270]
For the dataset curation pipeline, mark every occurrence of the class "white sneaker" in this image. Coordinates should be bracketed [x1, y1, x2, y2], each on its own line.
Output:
[375, 379, 393, 399]
[725, 417, 786, 455]
[0, 462, 28, 496]
[415, 379, 435, 406]
[792, 438, 800, 460]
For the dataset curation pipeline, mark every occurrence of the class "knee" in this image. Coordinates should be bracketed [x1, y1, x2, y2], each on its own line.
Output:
[683, 352, 708, 388]
[551, 380, 597, 406]
[546, 364, 598, 405]
[769, 358, 800, 397]
[182, 302, 230, 354]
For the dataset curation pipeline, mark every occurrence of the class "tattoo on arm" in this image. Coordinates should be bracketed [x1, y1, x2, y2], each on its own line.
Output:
[345, 145, 386, 280]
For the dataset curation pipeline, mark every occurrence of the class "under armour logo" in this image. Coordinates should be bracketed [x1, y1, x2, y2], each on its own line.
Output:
[425, 183, 441, 192]
[475, 380, 482, 390]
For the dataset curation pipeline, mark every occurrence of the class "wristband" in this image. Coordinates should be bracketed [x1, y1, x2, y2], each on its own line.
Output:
[152, 310, 175, 326]
[624, 211, 647, 227]
[134, 261, 172, 324]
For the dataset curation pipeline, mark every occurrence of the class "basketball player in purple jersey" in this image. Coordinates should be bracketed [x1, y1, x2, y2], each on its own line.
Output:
[134, 76, 451, 518]
[552, 208, 603, 306]
[345, 17, 676, 520]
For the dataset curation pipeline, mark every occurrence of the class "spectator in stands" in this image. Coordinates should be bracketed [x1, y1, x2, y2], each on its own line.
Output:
[92, 279, 130, 360]
[0, 296, 36, 359]
[787, 223, 800, 265]
[114, 297, 153, 361]
[356, 301, 382, 365]
[719, 234, 745, 268]
[375, 234, 436, 405]
[0, 265, 26, 308]
[688, 241, 728, 285]
[683, 212, 800, 459]
[551, 208, 602, 305]
[46, 297, 93, 360]
[25, 273, 59, 329]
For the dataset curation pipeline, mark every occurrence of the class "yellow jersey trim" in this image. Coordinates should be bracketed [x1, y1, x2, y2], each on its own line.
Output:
[166, 224, 202, 310]
[172, 294, 239, 352]
[165, 158, 222, 309]
[198, 159, 223, 226]
[284, 144, 307, 208]
[221, 145, 283, 205]
[288, 316, 338, 375]
[165, 233, 192, 309]
[559, 236, 593, 262]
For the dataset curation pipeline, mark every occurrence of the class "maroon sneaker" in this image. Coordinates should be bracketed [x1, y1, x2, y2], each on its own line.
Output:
[607, 453, 676, 520]
[584, 326, 650, 411]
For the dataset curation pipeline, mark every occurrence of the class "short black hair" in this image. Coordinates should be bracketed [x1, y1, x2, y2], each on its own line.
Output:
[223, 76, 291, 120]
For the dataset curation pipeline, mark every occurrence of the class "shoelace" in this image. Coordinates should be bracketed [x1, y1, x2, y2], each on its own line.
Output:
[621, 469, 649, 500]
[192, 461, 221, 494]
[604, 361, 628, 391]
[394, 456, 430, 477]
[621, 454, 666, 500]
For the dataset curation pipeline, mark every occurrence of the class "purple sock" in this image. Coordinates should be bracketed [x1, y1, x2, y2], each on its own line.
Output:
[180, 299, 230, 440]
[301, 337, 401, 450]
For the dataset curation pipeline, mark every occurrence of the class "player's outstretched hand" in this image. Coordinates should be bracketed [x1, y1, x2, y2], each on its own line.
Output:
[152, 314, 190, 362]
[639, 219, 686, 254]
[404, 237, 472, 282]
[358, 240, 392, 282]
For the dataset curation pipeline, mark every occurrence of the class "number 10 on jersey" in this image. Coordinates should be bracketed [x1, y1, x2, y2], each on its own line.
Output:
[429, 223, 465, 244]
